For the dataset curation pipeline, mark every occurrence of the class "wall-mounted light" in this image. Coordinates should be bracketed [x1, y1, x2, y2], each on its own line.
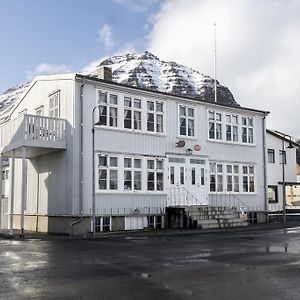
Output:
[186, 148, 193, 155]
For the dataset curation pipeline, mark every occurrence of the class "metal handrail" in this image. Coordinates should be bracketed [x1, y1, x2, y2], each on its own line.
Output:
[169, 186, 202, 206]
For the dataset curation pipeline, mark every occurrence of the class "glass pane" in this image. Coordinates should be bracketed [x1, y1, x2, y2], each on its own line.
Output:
[191, 168, 196, 185]
[147, 101, 154, 111]
[134, 111, 141, 130]
[180, 118, 186, 135]
[110, 157, 118, 167]
[157, 160, 163, 170]
[110, 94, 118, 105]
[147, 113, 154, 131]
[99, 92, 107, 103]
[124, 158, 132, 168]
[134, 171, 142, 190]
[156, 102, 163, 112]
[134, 99, 141, 108]
[147, 160, 155, 169]
[179, 106, 186, 116]
[124, 170, 132, 190]
[134, 159, 141, 168]
[170, 167, 174, 184]
[188, 119, 194, 136]
[124, 109, 132, 129]
[109, 170, 118, 190]
[124, 97, 131, 107]
[99, 156, 107, 167]
[187, 108, 194, 117]
[147, 172, 155, 190]
[109, 107, 117, 127]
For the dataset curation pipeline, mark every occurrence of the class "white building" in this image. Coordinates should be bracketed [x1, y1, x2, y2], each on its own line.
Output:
[0, 71, 269, 234]
[266, 130, 299, 212]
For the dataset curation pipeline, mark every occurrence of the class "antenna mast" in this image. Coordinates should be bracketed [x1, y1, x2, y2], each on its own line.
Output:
[214, 21, 217, 103]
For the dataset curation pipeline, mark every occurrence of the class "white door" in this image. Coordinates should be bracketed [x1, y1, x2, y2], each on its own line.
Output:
[168, 159, 208, 206]
[189, 165, 207, 204]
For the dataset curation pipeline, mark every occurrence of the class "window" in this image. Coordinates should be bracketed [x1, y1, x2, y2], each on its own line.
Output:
[226, 164, 240, 192]
[268, 185, 278, 203]
[208, 111, 222, 140]
[147, 159, 164, 191]
[124, 157, 142, 191]
[241, 117, 254, 144]
[97, 91, 118, 127]
[226, 114, 238, 142]
[209, 162, 223, 192]
[49, 92, 60, 118]
[124, 97, 142, 130]
[170, 166, 175, 185]
[35, 106, 44, 116]
[279, 150, 286, 164]
[242, 165, 255, 192]
[267, 149, 275, 163]
[179, 105, 195, 137]
[98, 155, 118, 190]
[147, 101, 164, 133]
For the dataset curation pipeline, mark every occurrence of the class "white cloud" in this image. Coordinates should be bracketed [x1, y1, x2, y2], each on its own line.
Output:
[27, 63, 71, 80]
[147, 0, 300, 137]
[98, 24, 114, 48]
[113, 0, 159, 12]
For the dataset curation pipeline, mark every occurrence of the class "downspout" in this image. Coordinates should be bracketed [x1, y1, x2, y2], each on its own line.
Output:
[79, 79, 85, 213]
[262, 113, 268, 222]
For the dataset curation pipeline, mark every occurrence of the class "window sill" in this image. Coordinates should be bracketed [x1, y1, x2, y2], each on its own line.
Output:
[207, 138, 256, 147]
[95, 125, 167, 137]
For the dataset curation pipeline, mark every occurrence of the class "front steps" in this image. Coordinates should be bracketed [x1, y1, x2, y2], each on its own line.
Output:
[167, 206, 248, 229]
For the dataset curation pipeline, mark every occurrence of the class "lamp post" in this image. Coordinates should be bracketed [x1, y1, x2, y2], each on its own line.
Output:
[281, 133, 294, 223]
[92, 105, 101, 237]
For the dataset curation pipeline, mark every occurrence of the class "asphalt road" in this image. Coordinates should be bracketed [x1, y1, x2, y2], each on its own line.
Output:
[1, 227, 300, 299]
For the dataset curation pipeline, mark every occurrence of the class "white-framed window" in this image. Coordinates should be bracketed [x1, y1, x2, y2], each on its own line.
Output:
[209, 162, 254, 193]
[97, 91, 118, 127]
[98, 155, 118, 190]
[267, 149, 275, 163]
[147, 101, 164, 133]
[209, 162, 223, 192]
[179, 105, 195, 137]
[208, 111, 222, 140]
[124, 157, 142, 191]
[242, 165, 255, 192]
[124, 97, 142, 130]
[49, 92, 60, 118]
[35, 106, 44, 116]
[147, 158, 164, 191]
[225, 114, 239, 142]
[241, 116, 254, 144]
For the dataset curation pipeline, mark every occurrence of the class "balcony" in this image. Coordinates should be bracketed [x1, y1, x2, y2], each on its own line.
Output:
[0, 114, 66, 158]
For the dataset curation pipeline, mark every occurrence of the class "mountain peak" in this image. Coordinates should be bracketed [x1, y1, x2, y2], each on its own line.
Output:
[95, 51, 238, 106]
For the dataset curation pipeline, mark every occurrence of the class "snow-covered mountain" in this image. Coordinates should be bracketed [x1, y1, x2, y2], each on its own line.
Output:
[0, 51, 238, 117]
[92, 51, 238, 106]
[0, 82, 30, 116]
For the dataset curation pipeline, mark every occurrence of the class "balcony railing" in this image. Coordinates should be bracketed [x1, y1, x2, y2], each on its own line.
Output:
[0, 114, 66, 154]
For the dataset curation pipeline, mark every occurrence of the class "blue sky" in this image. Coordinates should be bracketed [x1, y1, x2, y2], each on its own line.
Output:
[0, 0, 160, 93]
[1, 0, 300, 136]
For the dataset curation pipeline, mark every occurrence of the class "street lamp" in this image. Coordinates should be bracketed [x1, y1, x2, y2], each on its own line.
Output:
[92, 105, 101, 237]
[280, 133, 294, 223]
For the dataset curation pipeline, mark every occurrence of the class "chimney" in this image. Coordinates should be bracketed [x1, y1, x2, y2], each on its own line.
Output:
[97, 66, 112, 81]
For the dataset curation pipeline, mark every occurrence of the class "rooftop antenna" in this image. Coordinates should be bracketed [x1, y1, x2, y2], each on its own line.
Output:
[214, 21, 217, 103]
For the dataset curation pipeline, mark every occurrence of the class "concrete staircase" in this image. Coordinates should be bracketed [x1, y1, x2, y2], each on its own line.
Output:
[185, 206, 248, 229]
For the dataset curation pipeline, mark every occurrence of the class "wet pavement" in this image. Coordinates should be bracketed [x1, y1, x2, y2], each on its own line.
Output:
[1, 227, 300, 299]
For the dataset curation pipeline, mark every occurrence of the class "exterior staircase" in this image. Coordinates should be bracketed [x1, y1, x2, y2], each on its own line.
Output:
[185, 205, 248, 229]
[167, 187, 249, 229]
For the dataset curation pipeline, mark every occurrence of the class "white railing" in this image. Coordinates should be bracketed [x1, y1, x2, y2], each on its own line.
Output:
[0, 114, 66, 151]
[168, 186, 202, 206]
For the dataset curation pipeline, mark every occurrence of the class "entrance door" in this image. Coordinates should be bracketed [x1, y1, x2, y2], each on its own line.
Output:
[189, 164, 207, 204]
[168, 157, 208, 206]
